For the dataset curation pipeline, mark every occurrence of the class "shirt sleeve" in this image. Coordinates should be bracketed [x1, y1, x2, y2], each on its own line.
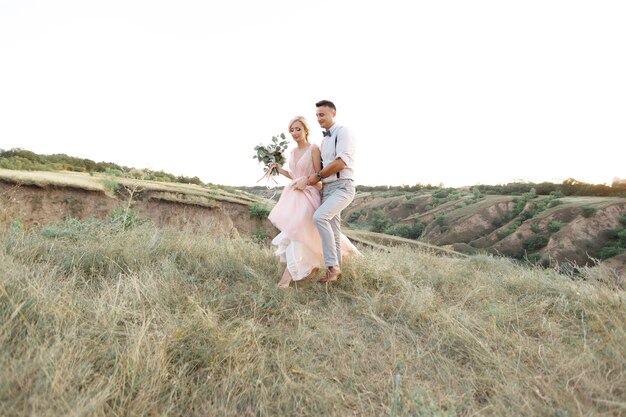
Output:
[335, 127, 356, 168]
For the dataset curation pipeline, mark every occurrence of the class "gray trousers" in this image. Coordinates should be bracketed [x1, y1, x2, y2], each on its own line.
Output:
[313, 179, 355, 268]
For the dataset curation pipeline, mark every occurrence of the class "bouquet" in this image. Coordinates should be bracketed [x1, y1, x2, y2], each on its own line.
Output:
[253, 133, 289, 184]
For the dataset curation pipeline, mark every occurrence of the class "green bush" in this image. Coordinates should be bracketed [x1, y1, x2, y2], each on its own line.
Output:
[523, 235, 549, 251]
[385, 222, 425, 240]
[254, 228, 268, 242]
[526, 252, 543, 264]
[600, 245, 625, 260]
[347, 210, 365, 223]
[497, 219, 522, 241]
[108, 207, 150, 230]
[548, 221, 566, 233]
[548, 199, 562, 207]
[371, 210, 392, 233]
[433, 189, 449, 199]
[103, 179, 121, 193]
[492, 218, 504, 228]
[249, 204, 271, 219]
[581, 207, 597, 218]
[530, 223, 541, 233]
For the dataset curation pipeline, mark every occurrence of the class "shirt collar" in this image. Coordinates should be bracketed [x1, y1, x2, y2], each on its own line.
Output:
[326, 124, 339, 135]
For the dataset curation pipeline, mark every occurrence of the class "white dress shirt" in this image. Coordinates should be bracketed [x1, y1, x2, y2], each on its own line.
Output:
[320, 124, 356, 183]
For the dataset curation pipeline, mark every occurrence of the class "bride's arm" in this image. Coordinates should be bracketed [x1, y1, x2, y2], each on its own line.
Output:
[311, 145, 322, 174]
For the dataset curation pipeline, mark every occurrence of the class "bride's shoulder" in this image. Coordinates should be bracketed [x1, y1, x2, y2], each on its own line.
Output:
[310, 143, 321, 152]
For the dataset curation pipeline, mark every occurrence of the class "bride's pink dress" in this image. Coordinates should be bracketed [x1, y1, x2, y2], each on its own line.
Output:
[268, 144, 360, 281]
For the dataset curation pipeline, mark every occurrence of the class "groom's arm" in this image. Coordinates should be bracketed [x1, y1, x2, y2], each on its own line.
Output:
[305, 157, 346, 186]
[292, 157, 346, 190]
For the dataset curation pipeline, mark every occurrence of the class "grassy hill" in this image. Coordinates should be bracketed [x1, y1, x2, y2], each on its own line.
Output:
[1, 159, 625, 415]
[1, 213, 625, 416]
[343, 188, 626, 276]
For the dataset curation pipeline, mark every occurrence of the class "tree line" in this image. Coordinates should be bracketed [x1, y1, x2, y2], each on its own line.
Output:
[356, 179, 626, 197]
[2, 148, 624, 197]
[0, 148, 205, 186]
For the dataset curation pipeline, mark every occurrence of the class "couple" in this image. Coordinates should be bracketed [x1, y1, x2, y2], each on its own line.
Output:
[268, 100, 360, 288]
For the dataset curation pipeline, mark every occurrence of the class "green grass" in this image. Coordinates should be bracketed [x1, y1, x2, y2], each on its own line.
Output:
[1, 217, 625, 416]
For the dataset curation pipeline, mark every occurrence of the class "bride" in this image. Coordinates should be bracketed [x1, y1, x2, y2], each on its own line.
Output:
[267, 116, 360, 288]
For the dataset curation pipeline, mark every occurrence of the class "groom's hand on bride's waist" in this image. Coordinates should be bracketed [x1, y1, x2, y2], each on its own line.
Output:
[291, 176, 309, 190]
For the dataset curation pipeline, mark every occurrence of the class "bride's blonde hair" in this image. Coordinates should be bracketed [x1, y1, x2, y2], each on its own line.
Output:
[288, 116, 310, 142]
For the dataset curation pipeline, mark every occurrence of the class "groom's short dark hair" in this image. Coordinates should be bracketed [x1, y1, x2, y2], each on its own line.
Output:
[316, 100, 336, 111]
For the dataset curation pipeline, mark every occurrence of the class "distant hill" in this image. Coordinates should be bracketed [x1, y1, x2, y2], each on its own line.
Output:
[343, 188, 626, 280]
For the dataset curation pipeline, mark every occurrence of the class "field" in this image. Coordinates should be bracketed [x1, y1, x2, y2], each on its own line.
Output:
[1, 212, 625, 416]
[0, 168, 262, 206]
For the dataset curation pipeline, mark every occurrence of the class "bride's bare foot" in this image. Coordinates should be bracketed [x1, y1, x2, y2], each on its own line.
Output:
[278, 268, 292, 289]
[304, 267, 319, 281]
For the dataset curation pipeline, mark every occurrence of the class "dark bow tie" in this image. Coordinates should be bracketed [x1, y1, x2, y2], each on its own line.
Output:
[323, 130, 332, 137]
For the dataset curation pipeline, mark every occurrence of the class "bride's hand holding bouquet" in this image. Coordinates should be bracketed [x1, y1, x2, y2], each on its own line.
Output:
[253, 133, 289, 184]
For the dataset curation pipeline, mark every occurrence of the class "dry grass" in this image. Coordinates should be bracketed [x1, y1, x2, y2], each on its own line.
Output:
[0, 168, 264, 206]
[344, 229, 467, 258]
[1, 216, 625, 416]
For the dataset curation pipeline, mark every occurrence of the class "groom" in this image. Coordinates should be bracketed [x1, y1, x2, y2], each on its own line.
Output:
[295, 100, 356, 282]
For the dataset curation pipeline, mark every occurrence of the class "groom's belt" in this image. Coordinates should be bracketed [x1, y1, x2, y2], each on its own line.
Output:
[322, 177, 354, 185]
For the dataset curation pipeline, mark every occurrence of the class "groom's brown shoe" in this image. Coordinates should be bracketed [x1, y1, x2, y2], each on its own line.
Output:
[319, 267, 341, 283]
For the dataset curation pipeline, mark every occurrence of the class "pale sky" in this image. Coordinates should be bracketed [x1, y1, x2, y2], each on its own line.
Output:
[1, 1, 624, 187]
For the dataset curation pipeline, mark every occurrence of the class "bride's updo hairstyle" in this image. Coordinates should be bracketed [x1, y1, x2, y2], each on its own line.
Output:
[288, 116, 310, 142]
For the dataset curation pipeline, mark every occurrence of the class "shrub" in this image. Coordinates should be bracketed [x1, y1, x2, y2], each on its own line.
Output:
[548, 221, 566, 233]
[433, 189, 449, 199]
[497, 219, 522, 241]
[523, 236, 549, 251]
[497, 231, 512, 240]
[385, 222, 425, 240]
[249, 204, 271, 219]
[492, 218, 504, 228]
[581, 207, 597, 218]
[371, 210, 392, 233]
[530, 223, 541, 233]
[103, 179, 121, 193]
[548, 199, 562, 207]
[519, 210, 536, 221]
[526, 252, 543, 264]
[108, 207, 150, 230]
[600, 245, 625, 260]
[254, 228, 268, 242]
[347, 210, 365, 223]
